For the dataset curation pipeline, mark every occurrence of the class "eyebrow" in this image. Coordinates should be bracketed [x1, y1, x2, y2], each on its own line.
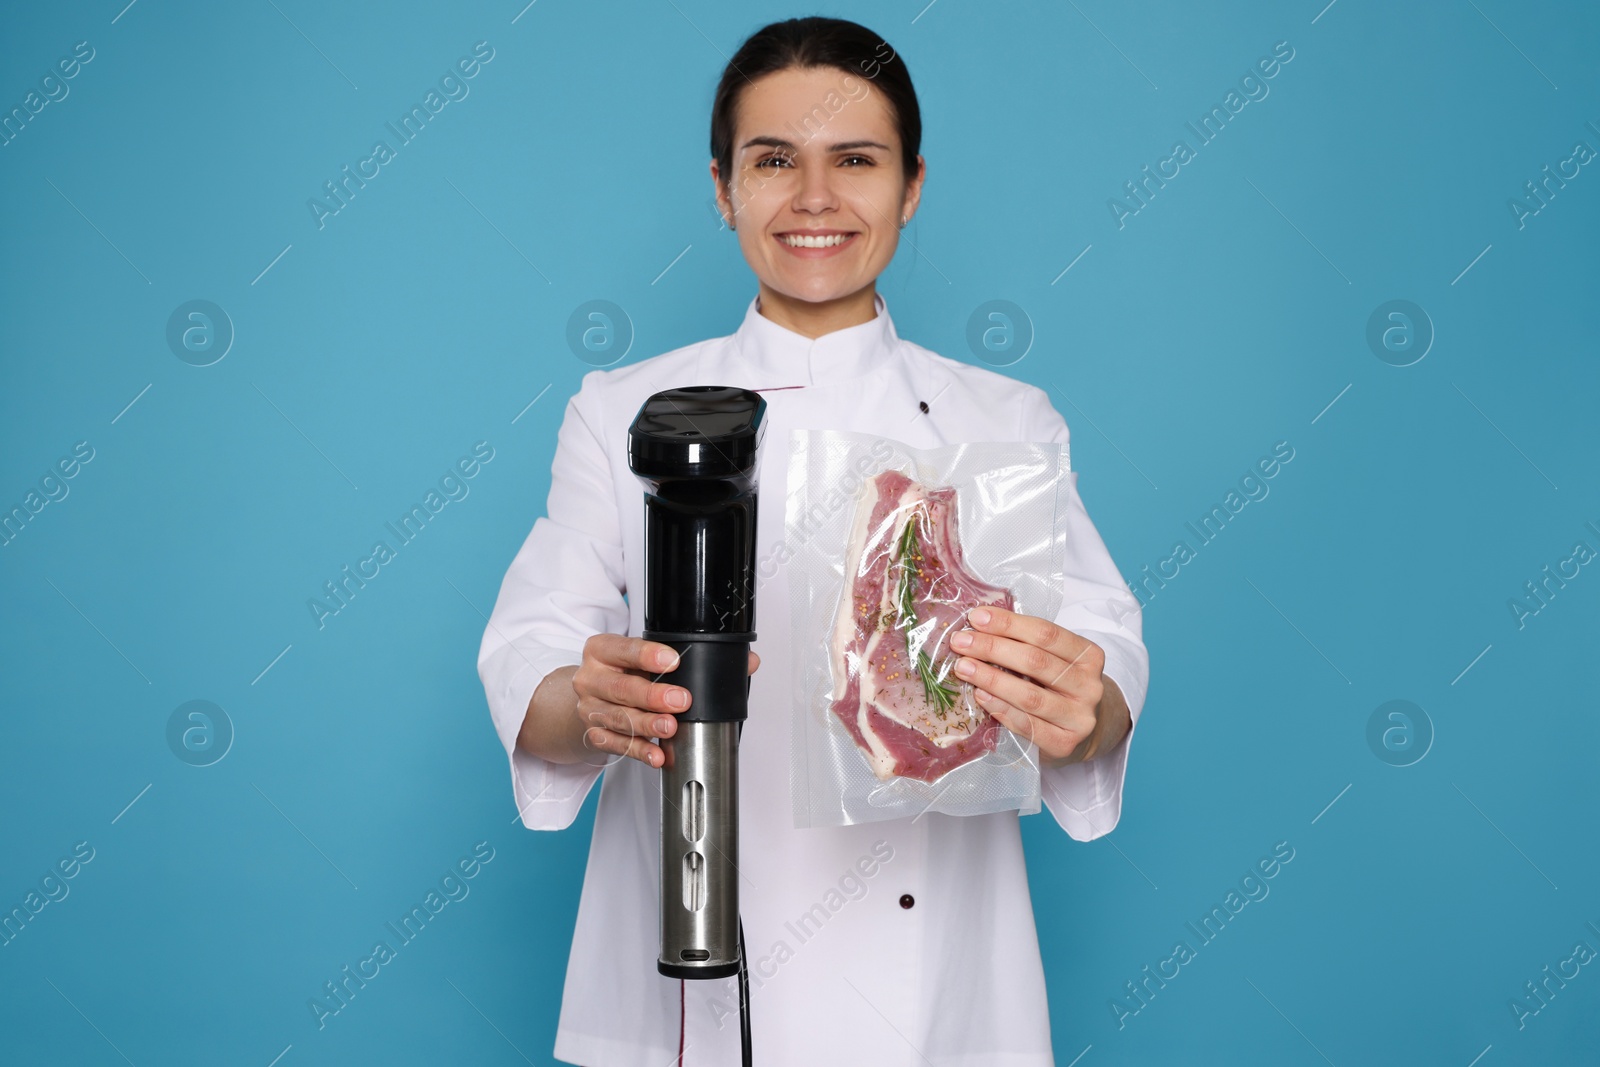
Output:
[739, 136, 891, 153]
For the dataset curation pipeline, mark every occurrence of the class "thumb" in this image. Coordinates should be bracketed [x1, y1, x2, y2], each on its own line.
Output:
[748, 651, 761, 674]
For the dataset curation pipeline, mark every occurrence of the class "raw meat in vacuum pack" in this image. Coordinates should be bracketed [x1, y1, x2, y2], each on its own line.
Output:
[827, 469, 1014, 782]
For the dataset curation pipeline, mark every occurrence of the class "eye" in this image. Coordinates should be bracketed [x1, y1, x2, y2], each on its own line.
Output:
[841, 155, 874, 166]
[756, 154, 794, 169]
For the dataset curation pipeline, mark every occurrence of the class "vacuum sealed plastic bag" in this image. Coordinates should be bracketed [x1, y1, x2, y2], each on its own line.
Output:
[786, 429, 1072, 828]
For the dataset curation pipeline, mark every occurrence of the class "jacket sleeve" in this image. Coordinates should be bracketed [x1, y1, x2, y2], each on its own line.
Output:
[1020, 385, 1150, 841]
[477, 370, 629, 831]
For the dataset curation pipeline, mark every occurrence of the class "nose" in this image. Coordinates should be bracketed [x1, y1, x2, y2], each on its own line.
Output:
[791, 158, 839, 214]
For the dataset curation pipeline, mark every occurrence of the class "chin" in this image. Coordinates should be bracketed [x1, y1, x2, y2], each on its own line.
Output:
[781, 286, 852, 306]
[770, 272, 864, 304]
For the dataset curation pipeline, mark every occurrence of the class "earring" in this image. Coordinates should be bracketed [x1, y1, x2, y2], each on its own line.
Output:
[899, 215, 908, 229]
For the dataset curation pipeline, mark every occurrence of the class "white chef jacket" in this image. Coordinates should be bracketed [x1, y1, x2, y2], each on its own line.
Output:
[477, 291, 1150, 1067]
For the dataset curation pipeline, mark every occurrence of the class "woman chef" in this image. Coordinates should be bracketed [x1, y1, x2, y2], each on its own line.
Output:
[477, 16, 1149, 1067]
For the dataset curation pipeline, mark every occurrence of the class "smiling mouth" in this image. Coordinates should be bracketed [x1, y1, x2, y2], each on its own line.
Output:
[777, 232, 858, 248]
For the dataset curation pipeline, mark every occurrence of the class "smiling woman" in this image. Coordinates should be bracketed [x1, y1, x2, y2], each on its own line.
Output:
[708, 25, 924, 336]
[477, 15, 1151, 1067]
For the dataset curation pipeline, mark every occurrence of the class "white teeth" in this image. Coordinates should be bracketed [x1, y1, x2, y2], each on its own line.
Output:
[781, 233, 853, 248]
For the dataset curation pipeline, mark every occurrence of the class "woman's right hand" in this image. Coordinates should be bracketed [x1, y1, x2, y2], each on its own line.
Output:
[573, 634, 760, 768]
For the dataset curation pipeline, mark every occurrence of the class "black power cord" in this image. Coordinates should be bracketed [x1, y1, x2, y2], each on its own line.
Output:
[733, 714, 752, 1066]
[737, 917, 752, 1066]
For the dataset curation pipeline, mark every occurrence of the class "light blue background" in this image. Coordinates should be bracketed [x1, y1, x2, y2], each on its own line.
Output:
[2, 1, 1597, 1064]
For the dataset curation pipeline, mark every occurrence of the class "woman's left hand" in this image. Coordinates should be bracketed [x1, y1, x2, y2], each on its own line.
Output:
[948, 605, 1131, 765]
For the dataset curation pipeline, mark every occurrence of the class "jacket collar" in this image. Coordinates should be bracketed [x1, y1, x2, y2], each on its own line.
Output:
[729, 290, 900, 388]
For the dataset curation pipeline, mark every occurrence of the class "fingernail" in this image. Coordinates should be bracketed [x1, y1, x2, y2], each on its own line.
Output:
[956, 657, 976, 676]
[667, 690, 688, 709]
[950, 631, 972, 649]
[659, 651, 679, 669]
[970, 608, 991, 625]
[655, 717, 674, 734]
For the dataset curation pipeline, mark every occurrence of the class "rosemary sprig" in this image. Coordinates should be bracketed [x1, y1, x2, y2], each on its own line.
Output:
[894, 508, 960, 716]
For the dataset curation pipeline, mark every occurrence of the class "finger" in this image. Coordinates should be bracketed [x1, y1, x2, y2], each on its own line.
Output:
[972, 655, 1100, 748]
[963, 606, 1102, 677]
[581, 697, 681, 742]
[956, 653, 1097, 742]
[973, 687, 1086, 757]
[590, 633, 682, 674]
[949, 630, 1099, 698]
[581, 724, 665, 768]
[948, 627, 1066, 690]
[955, 653, 1050, 716]
[971, 687, 1049, 770]
[973, 688, 1034, 742]
[749, 651, 760, 674]
[590, 669, 691, 716]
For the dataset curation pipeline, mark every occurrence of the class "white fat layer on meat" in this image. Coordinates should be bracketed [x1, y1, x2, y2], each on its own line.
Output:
[856, 628, 900, 780]
[829, 473, 919, 779]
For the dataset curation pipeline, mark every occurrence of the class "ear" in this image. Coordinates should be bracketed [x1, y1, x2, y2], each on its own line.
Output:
[710, 159, 735, 228]
[900, 154, 927, 226]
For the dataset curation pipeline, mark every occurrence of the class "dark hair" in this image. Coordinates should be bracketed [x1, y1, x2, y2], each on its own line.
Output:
[710, 16, 921, 194]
